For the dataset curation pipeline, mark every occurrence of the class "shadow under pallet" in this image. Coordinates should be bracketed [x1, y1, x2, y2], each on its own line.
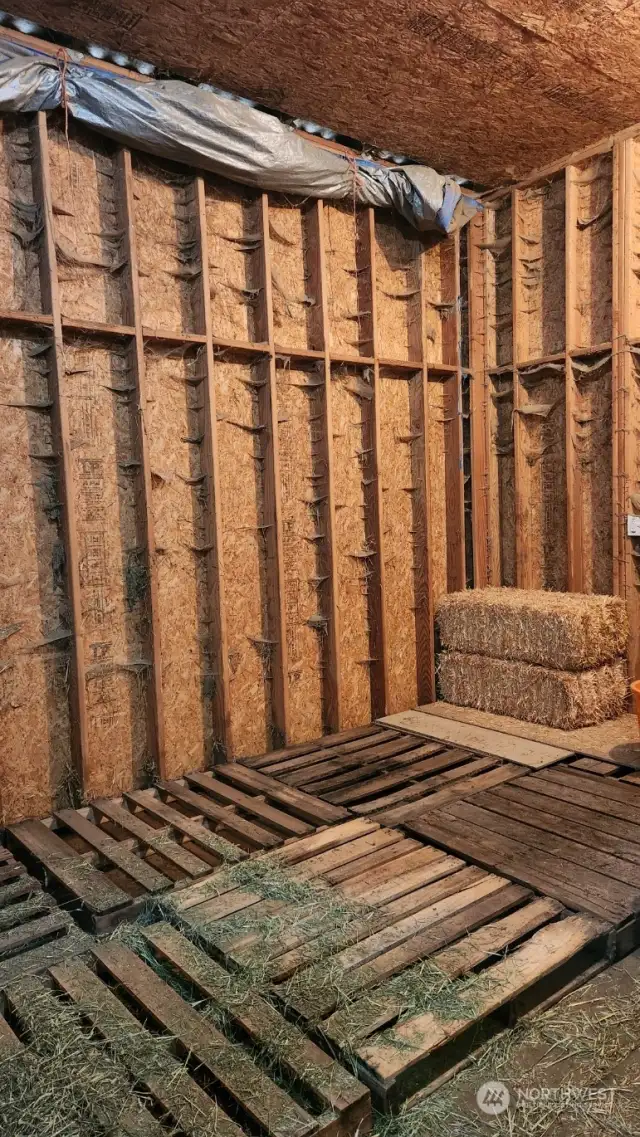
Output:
[169, 817, 612, 1111]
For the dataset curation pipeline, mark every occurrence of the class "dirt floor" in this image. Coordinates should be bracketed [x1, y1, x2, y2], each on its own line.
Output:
[376, 951, 640, 1136]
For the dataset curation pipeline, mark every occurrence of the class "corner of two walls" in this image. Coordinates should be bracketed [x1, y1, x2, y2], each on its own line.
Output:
[468, 136, 640, 679]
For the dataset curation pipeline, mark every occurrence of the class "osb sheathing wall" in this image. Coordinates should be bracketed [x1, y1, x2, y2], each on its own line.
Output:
[0, 110, 466, 822]
[469, 131, 640, 683]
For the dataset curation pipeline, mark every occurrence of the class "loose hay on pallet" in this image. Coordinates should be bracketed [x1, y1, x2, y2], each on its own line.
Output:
[436, 587, 628, 670]
[438, 651, 628, 729]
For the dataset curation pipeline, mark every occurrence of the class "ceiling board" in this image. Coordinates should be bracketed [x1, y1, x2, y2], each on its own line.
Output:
[7, 0, 640, 184]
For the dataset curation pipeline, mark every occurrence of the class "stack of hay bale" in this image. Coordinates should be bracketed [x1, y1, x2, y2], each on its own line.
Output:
[436, 587, 629, 729]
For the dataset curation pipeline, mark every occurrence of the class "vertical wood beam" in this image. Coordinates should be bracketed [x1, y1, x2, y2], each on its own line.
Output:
[512, 188, 532, 589]
[257, 193, 290, 746]
[193, 176, 232, 758]
[565, 164, 584, 592]
[484, 205, 503, 586]
[415, 240, 436, 704]
[309, 200, 342, 730]
[116, 148, 166, 777]
[31, 111, 89, 791]
[363, 208, 389, 718]
[468, 210, 490, 588]
[445, 229, 466, 591]
[613, 138, 640, 678]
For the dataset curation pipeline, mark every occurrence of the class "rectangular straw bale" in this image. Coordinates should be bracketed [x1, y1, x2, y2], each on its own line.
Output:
[436, 587, 627, 670]
[438, 651, 628, 730]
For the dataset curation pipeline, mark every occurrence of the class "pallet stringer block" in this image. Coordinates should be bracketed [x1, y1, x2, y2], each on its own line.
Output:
[31, 111, 90, 788]
[364, 208, 389, 718]
[309, 199, 342, 731]
[193, 175, 233, 758]
[257, 193, 290, 747]
[116, 147, 166, 776]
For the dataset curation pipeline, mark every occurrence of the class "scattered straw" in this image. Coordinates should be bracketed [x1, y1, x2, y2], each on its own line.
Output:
[332, 959, 489, 1054]
[0, 975, 165, 1137]
[436, 587, 628, 670]
[438, 651, 628, 729]
[193, 856, 380, 991]
[371, 963, 640, 1136]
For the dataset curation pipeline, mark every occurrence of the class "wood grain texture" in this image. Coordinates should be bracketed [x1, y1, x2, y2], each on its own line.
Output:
[380, 709, 572, 765]
[0, 107, 462, 818]
[9, 4, 640, 183]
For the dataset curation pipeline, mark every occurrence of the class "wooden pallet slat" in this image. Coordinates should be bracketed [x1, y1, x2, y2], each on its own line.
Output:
[123, 788, 247, 861]
[492, 781, 640, 852]
[251, 725, 530, 824]
[171, 819, 381, 913]
[323, 837, 422, 885]
[3, 765, 337, 930]
[355, 912, 610, 1111]
[144, 921, 371, 1136]
[0, 859, 27, 885]
[474, 782, 640, 867]
[339, 752, 488, 809]
[215, 762, 350, 824]
[0, 874, 42, 908]
[6, 974, 166, 1137]
[156, 779, 282, 848]
[322, 891, 556, 1047]
[304, 743, 455, 798]
[167, 816, 612, 1110]
[94, 795, 221, 877]
[407, 801, 640, 930]
[445, 797, 640, 889]
[0, 842, 90, 986]
[52, 956, 247, 1137]
[375, 760, 521, 823]
[184, 769, 312, 836]
[518, 767, 640, 825]
[92, 942, 323, 1137]
[0, 928, 373, 1137]
[379, 709, 573, 766]
[0, 911, 70, 961]
[274, 871, 508, 1017]
[53, 807, 171, 894]
[241, 725, 385, 769]
[288, 737, 441, 790]
[7, 819, 130, 918]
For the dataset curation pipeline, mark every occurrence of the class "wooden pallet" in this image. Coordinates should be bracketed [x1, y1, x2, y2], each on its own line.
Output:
[240, 723, 522, 824]
[6, 768, 344, 932]
[569, 751, 640, 778]
[0, 845, 90, 985]
[0, 935, 371, 1137]
[380, 709, 574, 767]
[404, 763, 640, 956]
[170, 818, 611, 1109]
